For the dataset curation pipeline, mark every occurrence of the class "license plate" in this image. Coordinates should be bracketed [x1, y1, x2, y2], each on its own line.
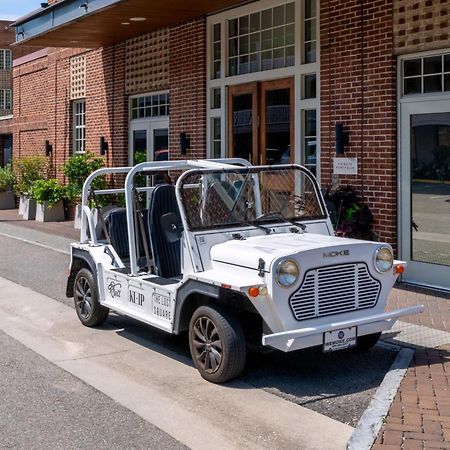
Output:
[323, 327, 357, 352]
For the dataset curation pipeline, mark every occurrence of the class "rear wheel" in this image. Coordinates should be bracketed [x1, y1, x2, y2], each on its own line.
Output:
[356, 332, 381, 351]
[189, 304, 246, 383]
[74, 268, 109, 327]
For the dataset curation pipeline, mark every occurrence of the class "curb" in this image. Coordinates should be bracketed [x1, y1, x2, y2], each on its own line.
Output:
[347, 341, 414, 450]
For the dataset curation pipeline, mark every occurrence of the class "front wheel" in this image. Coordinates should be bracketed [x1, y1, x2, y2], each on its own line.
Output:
[74, 268, 109, 327]
[189, 304, 246, 383]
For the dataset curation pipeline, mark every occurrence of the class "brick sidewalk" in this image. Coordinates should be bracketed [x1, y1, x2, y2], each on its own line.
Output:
[374, 286, 450, 450]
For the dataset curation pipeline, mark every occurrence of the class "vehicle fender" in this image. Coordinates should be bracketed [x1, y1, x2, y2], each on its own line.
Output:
[173, 280, 221, 333]
[66, 248, 97, 298]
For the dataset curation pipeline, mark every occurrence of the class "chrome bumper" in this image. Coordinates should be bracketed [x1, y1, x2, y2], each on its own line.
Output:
[262, 305, 424, 352]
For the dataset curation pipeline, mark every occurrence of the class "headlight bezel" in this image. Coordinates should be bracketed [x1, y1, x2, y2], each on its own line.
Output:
[275, 259, 300, 288]
[373, 246, 394, 273]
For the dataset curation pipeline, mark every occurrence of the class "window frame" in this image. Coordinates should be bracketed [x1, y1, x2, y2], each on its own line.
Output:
[0, 89, 12, 111]
[206, 0, 320, 180]
[72, 99, 86, 154]
[129, 91, 170, 121]
[0, 49, 12, 71]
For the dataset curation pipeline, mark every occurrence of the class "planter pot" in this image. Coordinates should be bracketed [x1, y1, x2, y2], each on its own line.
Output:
[22, 198, 37, 220]
[35, 200, 65, 223]
[19, 196, 28, 215]
[0, 192, 16, 210]
[74, 203, 82, 229]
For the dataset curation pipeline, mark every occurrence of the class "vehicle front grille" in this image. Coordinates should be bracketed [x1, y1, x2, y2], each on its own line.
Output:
[289, 263, 381, 321]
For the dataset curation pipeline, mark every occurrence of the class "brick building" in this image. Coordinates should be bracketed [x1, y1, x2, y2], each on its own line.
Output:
[11, 0, 450, 290]
[0, 20, 39, 167]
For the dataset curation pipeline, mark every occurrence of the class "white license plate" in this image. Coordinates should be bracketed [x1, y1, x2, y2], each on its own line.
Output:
[323, 327, 357, 352]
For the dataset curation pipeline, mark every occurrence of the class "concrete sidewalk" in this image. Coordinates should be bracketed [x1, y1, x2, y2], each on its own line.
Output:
[0, 276, 353, 450]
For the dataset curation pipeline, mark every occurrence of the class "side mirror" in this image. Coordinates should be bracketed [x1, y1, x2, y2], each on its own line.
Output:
[161, 212, 184, 243]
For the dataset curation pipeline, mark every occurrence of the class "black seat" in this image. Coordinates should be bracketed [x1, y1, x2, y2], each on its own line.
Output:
[148, 184, 182, 279]
[104, 208, 150, 265]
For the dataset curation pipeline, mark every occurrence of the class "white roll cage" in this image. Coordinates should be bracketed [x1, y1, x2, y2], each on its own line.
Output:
[80, 158, 252, 276]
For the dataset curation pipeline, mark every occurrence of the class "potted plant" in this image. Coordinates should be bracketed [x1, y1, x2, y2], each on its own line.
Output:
[62, 152, 105, 228]
[324, 185, 378, 241]
[0, 164, 16, 209]
[13, 155, 49, 220]
[30, 178, 66, 222]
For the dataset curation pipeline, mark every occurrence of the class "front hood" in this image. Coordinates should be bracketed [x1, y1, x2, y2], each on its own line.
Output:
[210, 233, 378, 271]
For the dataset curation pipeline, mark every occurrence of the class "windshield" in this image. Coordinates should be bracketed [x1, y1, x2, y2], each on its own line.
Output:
[178, 166, 327, 231]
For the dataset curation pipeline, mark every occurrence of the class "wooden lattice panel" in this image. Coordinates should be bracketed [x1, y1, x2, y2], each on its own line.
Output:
[125, 29, 169, 95]
[70, 55, 86, 100]
[394, 0, 450, 55]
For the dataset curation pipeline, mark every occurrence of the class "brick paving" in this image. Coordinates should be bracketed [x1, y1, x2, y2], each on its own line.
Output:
[374, 286, 450, 449]
[1, 208, 450, 449]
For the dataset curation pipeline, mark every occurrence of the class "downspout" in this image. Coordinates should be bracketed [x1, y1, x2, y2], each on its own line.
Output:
[359, 0, 365, 203]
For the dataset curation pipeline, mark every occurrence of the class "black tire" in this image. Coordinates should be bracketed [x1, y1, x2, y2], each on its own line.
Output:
[355, 332, 381, 351]
[73, 268, 109, 327]
[189, 304, 246, 383]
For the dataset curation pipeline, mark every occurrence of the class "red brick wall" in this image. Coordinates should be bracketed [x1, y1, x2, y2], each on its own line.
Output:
[320, 0, 397, 248]
[169, 18, 207, 160]
[13, 45, 127, 180]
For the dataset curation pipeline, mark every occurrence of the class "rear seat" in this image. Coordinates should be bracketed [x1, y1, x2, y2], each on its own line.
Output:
[102, 207, 151, 267]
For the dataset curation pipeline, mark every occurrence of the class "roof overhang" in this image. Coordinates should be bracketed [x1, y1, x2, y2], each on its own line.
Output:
[13, 0, 248, 48]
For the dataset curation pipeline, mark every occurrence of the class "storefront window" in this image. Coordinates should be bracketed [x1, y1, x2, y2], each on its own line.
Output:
[227, 2, 295, 76]
[130, 93, 169, 120]
[303, 0, 316, 64]
[211, 23, 222, 80]
[303, 109, 317, 176]
[403, 53, 450, 96]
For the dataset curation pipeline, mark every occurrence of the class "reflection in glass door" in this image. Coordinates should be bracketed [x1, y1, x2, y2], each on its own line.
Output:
[411, 114, 450, 267]
[400, 103, 450, 290]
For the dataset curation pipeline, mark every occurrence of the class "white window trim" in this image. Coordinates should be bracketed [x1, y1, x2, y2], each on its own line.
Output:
[206, 0, 320, 181]
[72, 99, 86, 154]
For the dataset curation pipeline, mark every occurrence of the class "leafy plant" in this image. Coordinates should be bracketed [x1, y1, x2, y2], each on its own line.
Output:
[0, 164, 16, 192]
[13, 155, 49, 197]
[30, 179, 65, 207]
[62, 152, 105, 201]
[324, 185, 377, 241]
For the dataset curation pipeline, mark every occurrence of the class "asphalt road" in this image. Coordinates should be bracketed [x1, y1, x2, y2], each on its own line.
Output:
[0, 230, 398, 427]
[0, 329, 186, 450]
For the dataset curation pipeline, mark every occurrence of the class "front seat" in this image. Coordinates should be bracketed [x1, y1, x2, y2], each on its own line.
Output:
[148, 184, 182, 279]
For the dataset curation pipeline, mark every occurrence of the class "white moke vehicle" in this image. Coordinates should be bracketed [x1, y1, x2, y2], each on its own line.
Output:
[66, 158, 423, 383]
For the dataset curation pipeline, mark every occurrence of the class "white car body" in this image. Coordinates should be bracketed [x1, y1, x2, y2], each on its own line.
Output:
[67, 158, 423, 380]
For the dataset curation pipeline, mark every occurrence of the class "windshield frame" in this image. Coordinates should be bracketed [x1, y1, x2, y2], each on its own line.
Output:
[176, 164, 328, 233]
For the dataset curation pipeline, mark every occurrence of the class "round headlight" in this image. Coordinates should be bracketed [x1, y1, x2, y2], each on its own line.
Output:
[276, 259, 299, 287]
[374, 246, 394, 273]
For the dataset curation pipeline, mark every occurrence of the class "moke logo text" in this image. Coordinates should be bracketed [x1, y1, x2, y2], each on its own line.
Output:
[323, 249, 350, 258]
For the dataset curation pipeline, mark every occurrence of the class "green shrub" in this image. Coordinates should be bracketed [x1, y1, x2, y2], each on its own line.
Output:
[30, 179, 65, 207]
[0, 165, 16, 192]
[62, 152, 105, 200]
[13, 155, 49, 197]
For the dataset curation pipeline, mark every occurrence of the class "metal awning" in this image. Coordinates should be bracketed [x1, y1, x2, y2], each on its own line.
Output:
[13, 0, 247, 48]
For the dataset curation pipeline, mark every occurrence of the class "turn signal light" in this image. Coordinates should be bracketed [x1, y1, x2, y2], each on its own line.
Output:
[248, 287, 260, 297]
[248, 286, 269, 297]
[395, 265, 405, 274]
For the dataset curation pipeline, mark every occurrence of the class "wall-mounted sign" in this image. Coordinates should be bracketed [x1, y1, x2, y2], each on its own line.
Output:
[333, 157, 358, 175]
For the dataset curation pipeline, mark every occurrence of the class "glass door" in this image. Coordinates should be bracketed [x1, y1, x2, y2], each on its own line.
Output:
[129, 119, 169, 165]
[227, 82, 259, 164]
[400, 101, 450, 290]
[260, 78, 294, 165]
[227, 78, 294, 165]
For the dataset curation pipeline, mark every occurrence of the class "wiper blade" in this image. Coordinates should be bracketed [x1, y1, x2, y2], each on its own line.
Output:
[243, 220, 271, 235]
[256, 213, 306, 231]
